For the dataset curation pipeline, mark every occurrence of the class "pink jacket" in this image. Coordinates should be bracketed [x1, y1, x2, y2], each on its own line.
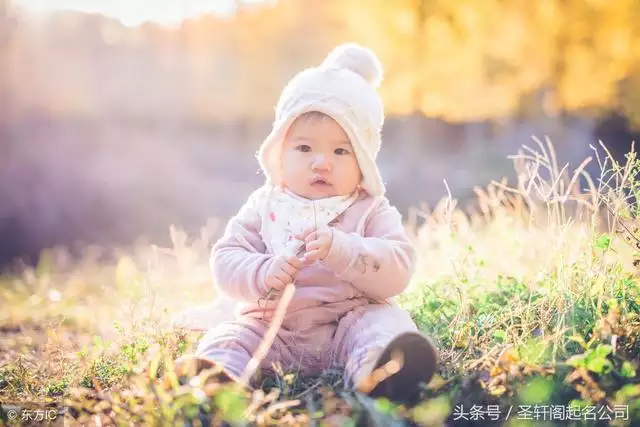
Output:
[210, 186, 416, 327]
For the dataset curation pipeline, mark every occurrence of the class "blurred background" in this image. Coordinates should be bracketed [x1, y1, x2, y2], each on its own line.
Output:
[1, 0, 640, 266]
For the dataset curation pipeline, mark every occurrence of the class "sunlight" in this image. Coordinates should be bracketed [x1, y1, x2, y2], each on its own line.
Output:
[11, 0, 254, 27]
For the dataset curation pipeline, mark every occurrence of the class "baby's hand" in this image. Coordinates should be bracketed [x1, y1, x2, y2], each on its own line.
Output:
[265, 255, 302, 291]
[298, 226, 333, 264]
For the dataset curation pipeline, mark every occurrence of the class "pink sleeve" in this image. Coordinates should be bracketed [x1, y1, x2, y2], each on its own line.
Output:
[210, 188, 274, 301]
[319, 198, 416, 301]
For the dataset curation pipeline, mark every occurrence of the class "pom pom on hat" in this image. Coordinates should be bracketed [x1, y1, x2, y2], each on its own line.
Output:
[321, 43, 383, 87]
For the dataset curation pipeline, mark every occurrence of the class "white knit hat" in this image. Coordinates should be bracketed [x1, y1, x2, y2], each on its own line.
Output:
[257, 43, 386, 196]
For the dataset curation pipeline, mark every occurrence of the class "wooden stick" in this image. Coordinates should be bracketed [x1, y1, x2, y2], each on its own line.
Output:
[239, 282, 296, 386]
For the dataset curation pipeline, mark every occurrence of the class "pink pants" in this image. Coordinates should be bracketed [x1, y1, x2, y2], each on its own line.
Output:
[195, 303, 418, 388]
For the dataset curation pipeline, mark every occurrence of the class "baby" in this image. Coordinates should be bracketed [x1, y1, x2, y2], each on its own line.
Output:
[177, 43, 437, 405]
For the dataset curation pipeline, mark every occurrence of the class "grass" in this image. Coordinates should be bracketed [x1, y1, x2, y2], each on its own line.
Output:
[1, 137, 639, 426]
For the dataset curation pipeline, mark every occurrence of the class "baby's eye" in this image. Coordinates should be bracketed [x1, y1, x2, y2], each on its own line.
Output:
[295, 144, 311, 153]
[335, 148, 350, 155]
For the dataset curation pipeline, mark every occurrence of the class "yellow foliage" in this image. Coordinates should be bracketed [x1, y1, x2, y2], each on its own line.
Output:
[335, 0, 640, 121]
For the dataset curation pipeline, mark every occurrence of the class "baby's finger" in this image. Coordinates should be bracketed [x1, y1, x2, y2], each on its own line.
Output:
[273, 275, 290, 290]
[285, 255, 303, 269]
[304, 232, 318, 244]
[266, 276, 286, 291]
[305, 241, 321, 252]
[281, 261, 298, 277]
[296, 227, 317, 240]
[303, 249, 322, 263]
[276, 271, 294, 286]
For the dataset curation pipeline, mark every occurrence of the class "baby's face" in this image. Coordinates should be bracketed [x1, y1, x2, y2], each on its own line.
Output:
[280, 114, 362, 200]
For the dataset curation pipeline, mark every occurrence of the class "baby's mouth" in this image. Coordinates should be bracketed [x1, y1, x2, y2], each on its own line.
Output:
[310, 176, 331, 186]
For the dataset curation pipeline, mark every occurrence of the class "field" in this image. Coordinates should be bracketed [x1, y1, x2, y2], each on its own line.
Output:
[1, 139, 639, 426]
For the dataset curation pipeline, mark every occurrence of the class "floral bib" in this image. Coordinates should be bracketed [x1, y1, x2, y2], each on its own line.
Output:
[262, 187, 359, 257]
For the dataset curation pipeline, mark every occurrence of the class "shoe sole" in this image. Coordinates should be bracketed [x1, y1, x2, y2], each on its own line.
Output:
[367, 332, 438, 404]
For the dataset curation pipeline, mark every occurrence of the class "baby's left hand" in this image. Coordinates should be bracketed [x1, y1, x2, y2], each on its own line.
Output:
[298, 226, 333, 264]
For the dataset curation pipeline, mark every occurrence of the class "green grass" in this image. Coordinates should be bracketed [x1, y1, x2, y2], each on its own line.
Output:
[1, 138, 640, 426]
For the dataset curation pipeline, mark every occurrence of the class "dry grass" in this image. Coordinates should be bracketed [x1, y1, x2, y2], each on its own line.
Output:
[1, 138, 639, 426]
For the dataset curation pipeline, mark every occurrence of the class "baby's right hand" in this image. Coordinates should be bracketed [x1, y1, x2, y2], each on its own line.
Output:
[265, 255, 303, 291]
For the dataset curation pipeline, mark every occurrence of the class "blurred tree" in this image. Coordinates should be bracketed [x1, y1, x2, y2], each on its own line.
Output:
[334, 0, 640, 126]
[333, 0, 529, 119]
[543, 0, 639, 117]
[180, 0, 337, 122]
[4, 0, 640, 129]
[230, 0, 337, 121]
[615, 1, 640, 128]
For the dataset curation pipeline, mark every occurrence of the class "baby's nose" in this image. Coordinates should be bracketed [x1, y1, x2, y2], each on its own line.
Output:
[311, 154, 331, 170]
